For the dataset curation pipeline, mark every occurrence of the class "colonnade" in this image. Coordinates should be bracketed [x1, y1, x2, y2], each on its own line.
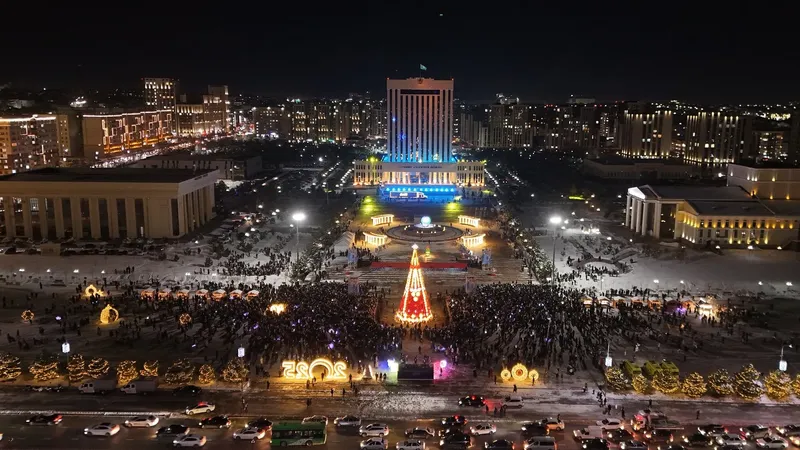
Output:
[625, 195, 663, 237]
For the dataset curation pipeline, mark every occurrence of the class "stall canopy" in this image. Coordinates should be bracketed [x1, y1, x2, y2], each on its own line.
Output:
[212, 289, 226, 299]
[140, 288, 156, 298]
[177, 289, 191, 298]
[333, 231, 355, 253]
[196, 289, 209, 297]
[158, 288, 172, 298]
[246, 290, 260, 298]
[230, 289, 243, 298]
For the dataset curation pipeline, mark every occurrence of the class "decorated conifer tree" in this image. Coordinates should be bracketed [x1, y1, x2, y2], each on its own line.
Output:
[681, 372, 707, 398]
[396, 244, 433, 323]
[733, 364, 763, 401]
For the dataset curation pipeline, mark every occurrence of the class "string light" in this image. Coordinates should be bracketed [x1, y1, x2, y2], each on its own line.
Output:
[116, 360, 138, 385]
[21, 310, 34, 322]
[140, 360, 159, 377]
[681, 372, 707, 398]
[707, 368, 734, 396]
[396, 244, 433, 323]
[99, 304, 119, 324]
[198, 364, 216, 384]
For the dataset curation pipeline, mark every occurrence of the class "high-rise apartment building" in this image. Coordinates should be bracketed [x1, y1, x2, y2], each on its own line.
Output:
[353, 78, 484, 189]
[685, 111, 752, 166]
[619, 110, 674, 159]
[174, 86, 230, 136]
[253, 106, 291, 137]
[788, 112, 800, 166]
[143, 78, 177, 111]
[82, 110, 173, 161]
[0, 115, 68, 174]
[751, 130, 787, 161]
[488, 104, 532, 149]
[205, 86, 230, 133]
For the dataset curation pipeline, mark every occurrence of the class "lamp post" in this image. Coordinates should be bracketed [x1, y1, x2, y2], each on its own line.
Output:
[779, 344, 792, 372]
[292, 212, 306, 262]
[604, 342, 613, 368]
[548, 216, 562, 286]
[62, 341, 71, 385]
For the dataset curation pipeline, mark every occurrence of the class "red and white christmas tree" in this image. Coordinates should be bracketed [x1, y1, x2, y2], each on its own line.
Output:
[396, 244, 433, 323]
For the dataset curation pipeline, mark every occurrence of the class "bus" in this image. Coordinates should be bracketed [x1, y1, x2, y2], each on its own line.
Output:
[271, 421, 327, 446]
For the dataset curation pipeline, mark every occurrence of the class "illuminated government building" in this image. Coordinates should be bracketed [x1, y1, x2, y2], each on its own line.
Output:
[353, 78, 484, 196]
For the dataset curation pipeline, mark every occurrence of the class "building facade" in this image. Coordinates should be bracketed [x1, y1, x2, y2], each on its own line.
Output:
[727, 163, 800, 200]
[583, 158, 699, 181]
[0, 168, 217, 239]
[131, 153, 262, 180]
[684, 111, 752, 166]
[143, 78, 177, 111]
[619, 110, 674, 158]
[82, 110, 173, 161]
[0, 115, 71, 175]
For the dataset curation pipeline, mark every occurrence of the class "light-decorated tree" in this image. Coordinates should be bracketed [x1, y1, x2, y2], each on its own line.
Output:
[87, 357, 110, 378]
[29, 353, 60, 381]
[764, 370, 792, 400]
[652, 368, 681, 394]
[681, 372, 707, 398]
[66, 354, 88, 383]
[734, 364, 763, 401]
[395, 244, 433, 323]
[707, 368, 734, 396]
[221, 359, 249, 383]
[164, 359, 194, 384]
[604, 367, 628, 391]
[632, 374, 651, 394]
[0, 353, 22, 380]
[140, 360, 159, 378]
[793, 374, 800, 398]
[198, 364, 216, 385]
[116, 360, 139, 385]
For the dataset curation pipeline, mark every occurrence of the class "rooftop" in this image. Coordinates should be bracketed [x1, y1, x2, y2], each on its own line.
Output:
[0, 167, 215, 183]
[761, 200, 800, 216]
[687, 200, 773, 216]
[635, 185, 751, 201]
[732, 160, 800, 170]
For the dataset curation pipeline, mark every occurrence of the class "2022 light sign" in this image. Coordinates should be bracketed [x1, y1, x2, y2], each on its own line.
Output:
[281, 358, 348, 380]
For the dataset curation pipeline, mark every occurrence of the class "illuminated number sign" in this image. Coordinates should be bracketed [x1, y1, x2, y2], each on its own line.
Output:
[281, 358, 348, 380]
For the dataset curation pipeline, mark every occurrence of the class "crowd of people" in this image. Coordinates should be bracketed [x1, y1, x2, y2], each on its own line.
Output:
[218, 249, 294, 277]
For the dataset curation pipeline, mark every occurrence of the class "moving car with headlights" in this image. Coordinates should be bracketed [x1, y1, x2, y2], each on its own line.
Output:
[596, 419, 624, 431]
[470, 423, 497, 436]
[302, 415, 329, 426]
[185, 402, 215, 415]
[440, 431, 471, 449]
[247, 417, 273, 431]
[657, 445, 686, 450]
[522, 422, 550, 437]
[574, 428, 604, 441]
[442, 416, 468, 427]
[124, 415, 159, 428]
[84, 423, 120, 437]
[335, 415, 362, 427]
[524, 436, 556, 450]
[697, 425, 727, 438]
[360, 423, 390, 437]
[620, 440, 647, 450]
[459, 396, 485, 407]
[361, 437, 388, 450]
[776, 426, 800, 438]
[540, 418, 565, 431]
[741, 426, 770, 440]
[397, 439, 425, 450]
[716, 434, 746, 447]
[756, 436, 789, 449]
[682, 433, 712, 447]
[173, 434, 207, 447]
[199, 415, 231, 429]
[156, 424, 189, 438]
[486, 439, 515, 450]
[26, 414, 63, 426]
[606, 429, 634, 443]
[406, 427, 436, 440]
[581, 438, 609, 450]
[643, 429, 674, 444]
[233, 427, 267, 440]
[503, 395, 524, 409]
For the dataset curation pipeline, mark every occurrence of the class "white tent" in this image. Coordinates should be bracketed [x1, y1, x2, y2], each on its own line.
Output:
[333, 231, 355, 253]
[246, 290, 260, 299]
[140, 288, 156, 298]
[212, 289, 226, 300]
[196, 289, 209, 298]
[230, 289, 243, 298]
[177, 289, 191, 298]
[158, 288, 172, 299]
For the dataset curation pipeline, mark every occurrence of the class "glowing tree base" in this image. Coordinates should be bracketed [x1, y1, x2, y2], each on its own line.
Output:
[396, 244, 433, 323]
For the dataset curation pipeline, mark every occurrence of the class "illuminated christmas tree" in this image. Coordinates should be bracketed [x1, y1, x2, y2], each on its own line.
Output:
[396, 244, 433, 323]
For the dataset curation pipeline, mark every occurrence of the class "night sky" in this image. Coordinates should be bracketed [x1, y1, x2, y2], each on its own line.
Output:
[5, 8, 799, 104]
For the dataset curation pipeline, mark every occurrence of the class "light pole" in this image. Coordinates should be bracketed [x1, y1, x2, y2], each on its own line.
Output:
[604, 342, 613, 368]
[292, 212, 306, 262]
[62, 341, 71, 385]
[549, 216, 562, 285]
[779, 344, 792, 371]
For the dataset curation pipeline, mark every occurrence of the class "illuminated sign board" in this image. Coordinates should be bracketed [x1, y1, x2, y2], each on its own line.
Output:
[281, 358, 348, 380]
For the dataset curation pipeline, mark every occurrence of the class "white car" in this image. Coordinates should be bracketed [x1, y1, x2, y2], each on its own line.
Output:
[757, 436, 789, 449]
[334, 415, 362, 427]
[84, 423, 121, 437]
[185, 402, 215, 415]
[717, 434, 746, 447]
[361, 423, 390, 437]
[124, 415, 159, 428]
[541, 418, 565, 431]
[233, 427, 267, 440]
[397, 439, 425, 450]
[361, 437, 388, 449]
[596, 418, 624, 430]
[174, 434, 207, 447]
[470, 424, 498, 436]
[302, 415, 329, 426]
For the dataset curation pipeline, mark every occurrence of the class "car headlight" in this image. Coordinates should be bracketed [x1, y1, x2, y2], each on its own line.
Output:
[84, 428, 89, 432]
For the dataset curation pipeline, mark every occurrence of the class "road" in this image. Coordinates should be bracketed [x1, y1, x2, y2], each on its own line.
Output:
[0, 389, 797, 449]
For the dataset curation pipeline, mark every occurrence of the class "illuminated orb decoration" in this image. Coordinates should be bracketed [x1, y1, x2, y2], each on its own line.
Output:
[500, 364, 539, 383]
[419, 216, 432, 227]
[21, 310, 34, 322]
[84, 284, 106, 298]
[99, 304, 119, 324]
[281, 358, 348, 380]
[395, 244, 433, 323]
[179, 313, 192, 326]
[268, 303, 287, 315]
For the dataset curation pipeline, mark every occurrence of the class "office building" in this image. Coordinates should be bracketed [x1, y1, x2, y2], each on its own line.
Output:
[0, 167, 217, 239]
[685, 111, 752, 166]
[143, 78, 177, 111]
[353, 78, 484, 189]
[82, 110, 173, 161]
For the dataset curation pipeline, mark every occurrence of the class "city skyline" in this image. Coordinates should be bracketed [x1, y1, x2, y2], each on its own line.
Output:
[3, 9, 798, 104]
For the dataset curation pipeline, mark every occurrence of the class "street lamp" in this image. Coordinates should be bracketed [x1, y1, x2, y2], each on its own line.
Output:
[62, 341, 71, 385]
[549, 216, 562, 286]
[779, 344, 792, 371]
[604, 342, 613, 368]
[238, 345, 245, 358]
[292, 212, 306, 261]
